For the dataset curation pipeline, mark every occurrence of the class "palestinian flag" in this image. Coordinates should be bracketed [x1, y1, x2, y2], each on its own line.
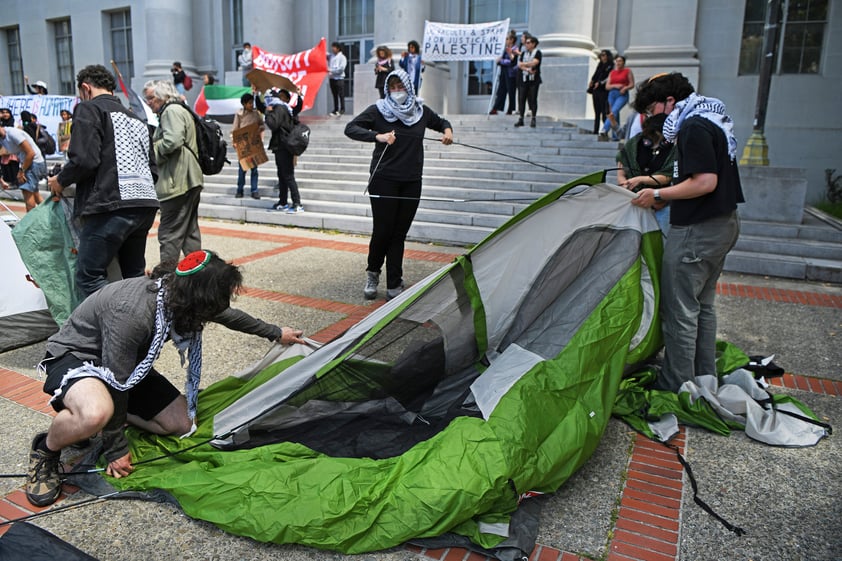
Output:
[194, 85, 251, 117]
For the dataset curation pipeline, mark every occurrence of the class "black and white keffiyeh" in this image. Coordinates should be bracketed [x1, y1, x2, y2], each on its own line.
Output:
[662, 92, 738, 161]
[46, 279, 204, 437]
[375, 69, 424, 126]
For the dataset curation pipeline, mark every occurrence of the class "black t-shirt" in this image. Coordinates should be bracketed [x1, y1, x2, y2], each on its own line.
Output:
[671, 116, 744, 226]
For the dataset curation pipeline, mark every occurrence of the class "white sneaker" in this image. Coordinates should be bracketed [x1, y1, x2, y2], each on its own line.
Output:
[285, 205, 304, 214]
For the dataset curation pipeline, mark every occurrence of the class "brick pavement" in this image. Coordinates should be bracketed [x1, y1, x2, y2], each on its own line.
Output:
[0, 214, 839, 560]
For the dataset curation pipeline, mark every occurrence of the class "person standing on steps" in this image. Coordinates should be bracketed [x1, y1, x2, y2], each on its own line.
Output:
[328, 41, 347, 116]
[515, 35, 542, 128]
[344, 69, 453, 301]
[232, 92, 264, 199]
[266, 88, 304, 214]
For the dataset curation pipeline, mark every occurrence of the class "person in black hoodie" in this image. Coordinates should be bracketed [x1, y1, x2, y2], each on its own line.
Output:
[345, 69, 453, 301]
[47, 64, 159, 297]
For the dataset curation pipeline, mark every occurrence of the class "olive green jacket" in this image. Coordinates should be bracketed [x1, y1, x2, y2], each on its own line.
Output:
[153, 102, 203, 201]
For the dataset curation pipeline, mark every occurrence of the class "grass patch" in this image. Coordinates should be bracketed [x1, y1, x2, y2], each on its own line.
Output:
[815, 201, 842, 220]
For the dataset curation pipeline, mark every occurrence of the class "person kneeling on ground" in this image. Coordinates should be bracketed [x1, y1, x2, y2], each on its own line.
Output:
[26, 250, 305, 507]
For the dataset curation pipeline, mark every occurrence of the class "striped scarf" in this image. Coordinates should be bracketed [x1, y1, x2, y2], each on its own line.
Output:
[48, 279, 204, 437]
[662, 92, 738, 161]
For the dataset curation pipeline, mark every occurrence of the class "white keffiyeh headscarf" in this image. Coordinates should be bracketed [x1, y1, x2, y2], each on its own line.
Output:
[47, 279, 204, 437]
[375, 69, 424, 126]
[662, 92, 738, 161]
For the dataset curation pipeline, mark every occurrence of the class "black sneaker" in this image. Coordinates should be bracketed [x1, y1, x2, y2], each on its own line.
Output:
[26, 433, 62, 507]
[235, 192, 244, 198]
[251, 192, 261, 200]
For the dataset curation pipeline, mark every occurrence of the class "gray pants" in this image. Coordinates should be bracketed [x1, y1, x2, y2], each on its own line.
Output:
[658, 211, 740, 391]
[158, 186, 203, 264]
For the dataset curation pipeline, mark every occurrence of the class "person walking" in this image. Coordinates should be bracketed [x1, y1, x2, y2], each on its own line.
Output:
[344, 69, 453, 300]
[630, 72, 744, 392]
[143, 79, 204, 263]
[47, 65, 159, 297]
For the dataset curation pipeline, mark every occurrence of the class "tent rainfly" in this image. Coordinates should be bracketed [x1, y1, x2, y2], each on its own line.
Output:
[112, 172, 664, 558]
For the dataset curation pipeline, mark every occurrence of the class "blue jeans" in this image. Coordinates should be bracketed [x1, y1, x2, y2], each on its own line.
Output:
[76, 207, 158, 297]
[603, 89, 629, 137]
[237, 163, 259, 195]
[20, 160, 47, 192]
[658, 211, 740, 391]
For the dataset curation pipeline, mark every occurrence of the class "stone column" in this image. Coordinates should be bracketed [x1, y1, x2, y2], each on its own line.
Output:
[142, 0, 195, 81]
[622, 0, 700, 87]
[526, 0, 597, 119]
[354, 0, 437, 111]
[244, 0, 297, 54]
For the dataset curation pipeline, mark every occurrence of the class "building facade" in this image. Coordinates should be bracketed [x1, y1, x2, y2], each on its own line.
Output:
[0, 0, 838, 201]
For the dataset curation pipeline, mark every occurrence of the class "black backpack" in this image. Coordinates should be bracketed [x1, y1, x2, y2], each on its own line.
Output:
[283, 122, 310, 156]
[35, 125, 57, 156]
[164, 103, 229, 175]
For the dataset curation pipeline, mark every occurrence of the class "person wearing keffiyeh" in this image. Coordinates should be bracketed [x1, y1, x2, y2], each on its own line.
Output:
[344, 69, 453, 301]
[25, 251, 305, 508]
[629, 72, 745, 393]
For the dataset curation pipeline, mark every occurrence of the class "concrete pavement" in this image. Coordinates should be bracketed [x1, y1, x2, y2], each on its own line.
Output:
[0, 207, 839, 561]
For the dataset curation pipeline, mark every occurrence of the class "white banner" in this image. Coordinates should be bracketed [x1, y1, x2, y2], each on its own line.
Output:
[0, 95, 78, 145]
[422, 19, 510, 61]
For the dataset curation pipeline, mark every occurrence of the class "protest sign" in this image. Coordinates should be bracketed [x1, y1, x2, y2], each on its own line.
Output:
[252, 38, 328, 112]
[0, 95, 78, 147]
[232, 122, 268, 170]
[422, 19, 510, 61]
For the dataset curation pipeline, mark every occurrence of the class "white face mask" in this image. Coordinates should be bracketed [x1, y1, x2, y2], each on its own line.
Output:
[390, 91, 408, 105]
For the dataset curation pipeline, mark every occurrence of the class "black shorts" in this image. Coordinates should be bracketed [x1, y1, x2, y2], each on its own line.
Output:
[43, 353, 181, 421]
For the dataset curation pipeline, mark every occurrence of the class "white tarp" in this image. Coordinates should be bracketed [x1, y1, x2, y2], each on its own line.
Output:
[0, 219, 57, 350]
[422, 19, 510, 61]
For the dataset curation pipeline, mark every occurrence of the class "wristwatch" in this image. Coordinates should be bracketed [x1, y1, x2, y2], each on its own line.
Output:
[653, 189, 662, 202]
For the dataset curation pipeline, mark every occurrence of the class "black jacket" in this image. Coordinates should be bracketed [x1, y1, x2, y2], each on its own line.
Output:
[57, 94, 159, 218]
[344, 104, 452, 181]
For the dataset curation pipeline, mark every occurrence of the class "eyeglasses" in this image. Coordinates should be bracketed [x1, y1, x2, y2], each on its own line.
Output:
[645, 101, 665, 117]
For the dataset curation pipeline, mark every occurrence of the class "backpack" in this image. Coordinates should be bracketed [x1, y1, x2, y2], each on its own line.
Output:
[35, 125, 57, 155]
[283, 122, 311, 156]
[183, 74, 193, 91]
[165, 103, 229, 175]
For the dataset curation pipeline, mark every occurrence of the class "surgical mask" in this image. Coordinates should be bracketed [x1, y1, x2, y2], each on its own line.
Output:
[390, 91, 408, 105]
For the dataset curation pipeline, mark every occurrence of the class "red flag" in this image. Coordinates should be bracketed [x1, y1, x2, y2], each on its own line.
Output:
[194, 87, 209, 117]
[252, 38, 328, 112]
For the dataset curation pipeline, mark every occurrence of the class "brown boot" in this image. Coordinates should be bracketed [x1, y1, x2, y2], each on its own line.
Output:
[26, 432, 62, 507]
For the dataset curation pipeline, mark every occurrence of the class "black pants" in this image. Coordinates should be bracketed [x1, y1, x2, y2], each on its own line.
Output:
[592, 88, 609, 134]
[519, 80, 540, 119]
[367, 176, 421, 289]
[274, 148, 300, 206]
[329, 79, 345, 113]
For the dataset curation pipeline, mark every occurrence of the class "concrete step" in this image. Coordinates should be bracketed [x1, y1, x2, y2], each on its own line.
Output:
[725, 250, 842, 283]
[734, 234, 842, 260]
[204, 114, 842, 283]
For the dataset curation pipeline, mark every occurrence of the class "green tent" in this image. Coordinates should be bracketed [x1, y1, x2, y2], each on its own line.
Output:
[112, 172, 664, 557]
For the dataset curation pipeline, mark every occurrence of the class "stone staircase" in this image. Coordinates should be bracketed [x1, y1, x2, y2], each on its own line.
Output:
[198, 114, 842, 282]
